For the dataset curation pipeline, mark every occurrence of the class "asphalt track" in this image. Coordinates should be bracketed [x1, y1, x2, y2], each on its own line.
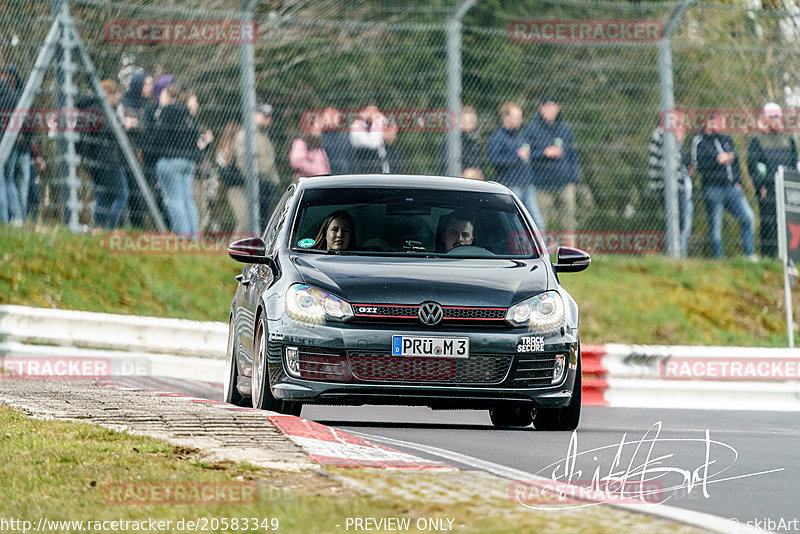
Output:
[117, 377, 800, 529]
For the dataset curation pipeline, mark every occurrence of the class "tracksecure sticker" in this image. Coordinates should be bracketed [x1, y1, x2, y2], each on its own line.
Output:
[517, 336, 545, 352]
[298, 238, 315, 248]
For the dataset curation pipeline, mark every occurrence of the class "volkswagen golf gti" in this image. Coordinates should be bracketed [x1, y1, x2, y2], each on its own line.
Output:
[224, 174, 590, 429]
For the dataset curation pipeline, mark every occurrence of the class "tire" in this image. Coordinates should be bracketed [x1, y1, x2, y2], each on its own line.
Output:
[252, 313, 303, 416]
[489, 405, 533, 428]
[223, 315, 247, 406]
[533, 349, 581, 431]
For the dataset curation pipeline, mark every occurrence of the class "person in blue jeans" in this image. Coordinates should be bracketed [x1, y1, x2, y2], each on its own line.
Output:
[76, 80, 130, 229]
[487, 102, 544, 231]
[694, 113, 756, 260]
[150, 84, 213, 234]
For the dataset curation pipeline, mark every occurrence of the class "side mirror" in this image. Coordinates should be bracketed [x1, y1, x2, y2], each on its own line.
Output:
[553, 246, 591, 273]
[227, 237, 272, 265]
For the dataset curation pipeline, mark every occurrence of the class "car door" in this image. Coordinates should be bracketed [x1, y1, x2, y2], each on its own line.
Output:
[236, 187, 294, 376]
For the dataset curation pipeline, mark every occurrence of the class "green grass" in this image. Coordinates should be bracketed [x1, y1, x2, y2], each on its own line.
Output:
[0, 225, 797, 346]
[0, 404, 695, 533]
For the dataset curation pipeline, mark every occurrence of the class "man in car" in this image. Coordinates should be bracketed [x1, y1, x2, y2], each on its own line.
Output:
[441, 210, 476, 251]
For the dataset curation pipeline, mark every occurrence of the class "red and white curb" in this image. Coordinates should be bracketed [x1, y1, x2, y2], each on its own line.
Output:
[97, 380, 452, 470]
[581, 344, 800, 411]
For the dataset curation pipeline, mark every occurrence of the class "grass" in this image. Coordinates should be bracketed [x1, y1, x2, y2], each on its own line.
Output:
[0, 224, 797, 346]
[0, 404, 699, 533]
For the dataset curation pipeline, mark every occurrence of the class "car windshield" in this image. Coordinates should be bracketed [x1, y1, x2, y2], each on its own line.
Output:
[289, 187, 543, 258]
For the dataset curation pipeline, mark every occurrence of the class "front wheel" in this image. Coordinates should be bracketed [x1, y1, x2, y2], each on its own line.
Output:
[252, 314, 303, 416]
[224, 316, 247, 406]
[533, 352, 581, 431]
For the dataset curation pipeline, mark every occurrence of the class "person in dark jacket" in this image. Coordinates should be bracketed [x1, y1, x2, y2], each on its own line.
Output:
[487, 102, 544, 230]
[0, 65, 29, 223]
[524, 96, 580, 232]
[319, 107, 353, 174]
[747, 103, 798, 258]
[695, 112, 756, 259]
[139, 74, 175, 228]
[150, 84, 213, 234]
[76, 79, 129, 229]
[0, 79, 13, 223]
[438, 106, 482, 176]
[118, 69, 154, 228]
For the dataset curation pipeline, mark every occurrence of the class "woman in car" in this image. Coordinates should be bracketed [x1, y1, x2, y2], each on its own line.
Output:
[313, 210, 355, 251]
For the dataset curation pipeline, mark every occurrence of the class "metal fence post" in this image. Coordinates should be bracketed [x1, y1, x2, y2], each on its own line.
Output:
[240, 0, 260, 235]
[659, 1, 692, 258]
[445, 0, 476, 178]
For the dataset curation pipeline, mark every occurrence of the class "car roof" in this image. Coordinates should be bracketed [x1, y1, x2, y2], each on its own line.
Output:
[297, 174, 511, 193]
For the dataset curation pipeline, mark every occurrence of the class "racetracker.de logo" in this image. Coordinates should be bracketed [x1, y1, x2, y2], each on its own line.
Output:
[661, 108, 800, 134]
[102, 232, 257, 255]
[540, 231, 663, 255]
[660, 357, 800, 381]
[1, 357, 112, 379]
[104, 481, 258, 506]
[0, 108, 102, 133]
[509, 479, 664, 506]
[103, 20, 257, 44]
[509, 19, 663, 43]
[300, 108, 456, 133]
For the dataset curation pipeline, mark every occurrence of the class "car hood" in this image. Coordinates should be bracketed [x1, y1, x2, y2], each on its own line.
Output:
[288, 254, 551, 307]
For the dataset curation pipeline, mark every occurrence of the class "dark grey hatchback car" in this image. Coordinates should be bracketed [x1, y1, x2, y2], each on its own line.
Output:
[225, 175, 590, 429]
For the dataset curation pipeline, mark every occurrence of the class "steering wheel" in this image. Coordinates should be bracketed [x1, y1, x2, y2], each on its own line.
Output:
[445, 244, 495, 256]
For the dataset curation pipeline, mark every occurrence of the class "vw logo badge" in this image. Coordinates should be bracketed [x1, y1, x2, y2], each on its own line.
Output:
[418, 302, 443, 326]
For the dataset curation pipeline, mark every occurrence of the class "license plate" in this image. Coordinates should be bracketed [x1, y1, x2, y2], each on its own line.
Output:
[391, 336, 469, 358]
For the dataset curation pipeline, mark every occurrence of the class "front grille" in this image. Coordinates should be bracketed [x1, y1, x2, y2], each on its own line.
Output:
[351, 303, 508, 327]
[513, 353, 562, 387]
[346, 351, 512, 385]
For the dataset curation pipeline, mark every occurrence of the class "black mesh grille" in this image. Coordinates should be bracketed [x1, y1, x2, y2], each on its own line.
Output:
[346, 352, 512, 385]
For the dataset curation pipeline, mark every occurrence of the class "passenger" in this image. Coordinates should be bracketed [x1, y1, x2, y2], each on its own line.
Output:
[313, 210, 355, 251]
[439, 210, 477, 252]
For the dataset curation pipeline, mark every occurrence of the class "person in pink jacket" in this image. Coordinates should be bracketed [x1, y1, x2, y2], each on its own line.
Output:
[290, 118, 331, 179]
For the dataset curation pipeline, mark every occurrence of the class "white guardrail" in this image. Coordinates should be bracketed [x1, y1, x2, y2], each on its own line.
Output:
[1, 305, 798, 410]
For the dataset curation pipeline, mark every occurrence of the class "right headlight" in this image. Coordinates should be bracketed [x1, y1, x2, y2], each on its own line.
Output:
[284, 284, 354, 324]
[505, 290, 565, 334]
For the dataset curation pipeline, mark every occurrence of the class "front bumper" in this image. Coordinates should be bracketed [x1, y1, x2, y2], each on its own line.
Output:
[265, 317, 579, 409]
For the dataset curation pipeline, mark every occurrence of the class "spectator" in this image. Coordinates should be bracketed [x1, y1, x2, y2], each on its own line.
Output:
[349, 105, 386, 173]
[524, 96, 580, 232]
[1, 65, 27, 224]
[26, 142, 45, 222]
[75, 79, 129, 230]
[695, 112, 756, 260]
[216, 121, 247, 234]
[0, 78, 13, 223]
[487, 102, 544, 230]
[234, 103, 281, 229]
[150, 84, 213, 234]
[438, 106, 482, 176]
[290, 116, 330, 179]
[648, 115, 694, 256]
[747, 103, 798, 258]
[319, 107, 353, 174]
[382, 124, 405, 173]
[118, 69, 154, 228]
[139, 74, 175, 228]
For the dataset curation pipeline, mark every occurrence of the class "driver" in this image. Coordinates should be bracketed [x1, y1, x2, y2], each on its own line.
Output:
[440, 210, 476, 252]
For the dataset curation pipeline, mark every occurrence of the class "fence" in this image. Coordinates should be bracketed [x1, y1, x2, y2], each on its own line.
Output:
[1, 0, 800, 258]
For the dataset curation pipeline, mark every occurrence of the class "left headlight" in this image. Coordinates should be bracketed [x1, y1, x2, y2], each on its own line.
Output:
[285, 284, 354, 324]
[505, 290, 565, 334]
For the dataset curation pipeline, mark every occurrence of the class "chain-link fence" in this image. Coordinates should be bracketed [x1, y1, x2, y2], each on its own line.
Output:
[1, 0, 799, 258]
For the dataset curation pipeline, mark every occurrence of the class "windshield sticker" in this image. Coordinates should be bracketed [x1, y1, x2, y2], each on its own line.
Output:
[298, 238, 315, 248]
